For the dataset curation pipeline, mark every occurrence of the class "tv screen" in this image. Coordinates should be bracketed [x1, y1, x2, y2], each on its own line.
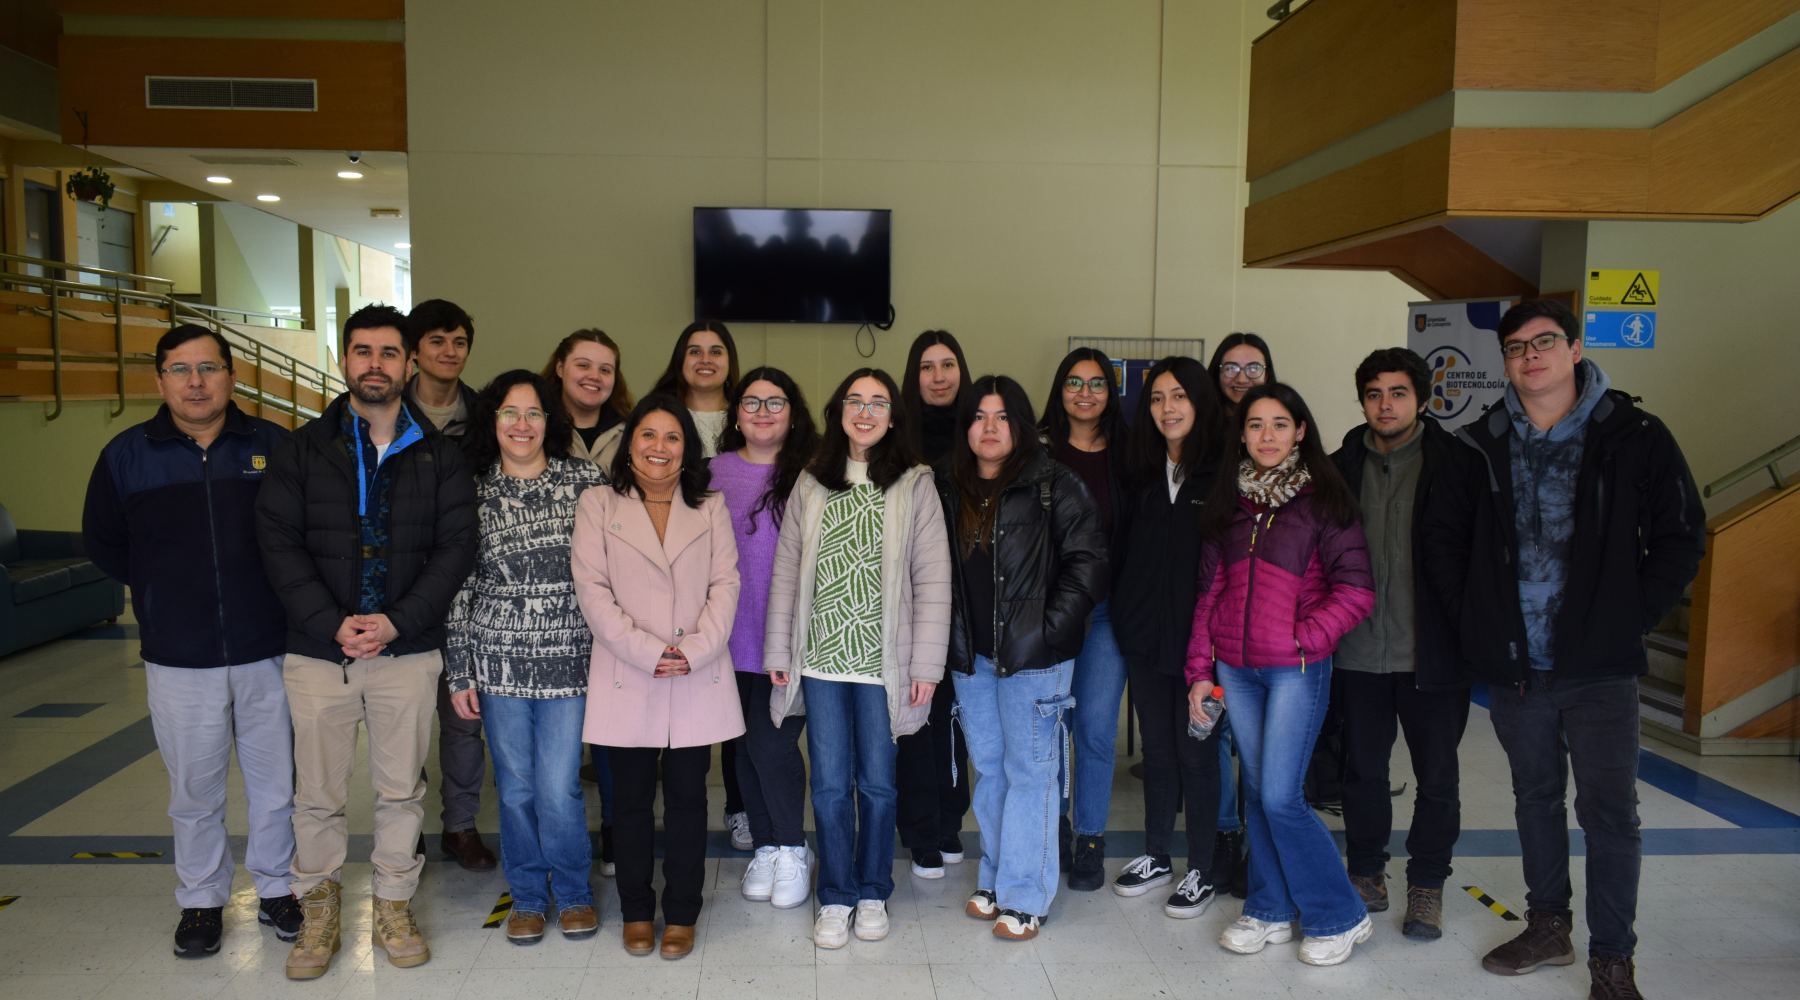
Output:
[694, 207, 891, 324]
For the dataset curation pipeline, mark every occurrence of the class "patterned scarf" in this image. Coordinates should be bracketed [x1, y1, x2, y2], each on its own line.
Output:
[1237, 451, 1311, 508]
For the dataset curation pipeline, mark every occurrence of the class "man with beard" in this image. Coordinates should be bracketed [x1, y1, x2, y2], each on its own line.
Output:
[257, 304, 477, 979]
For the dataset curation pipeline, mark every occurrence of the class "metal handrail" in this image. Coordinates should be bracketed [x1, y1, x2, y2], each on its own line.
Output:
[1, 250, 343, 422]
[1704, 434, 1799, 498]
[183, 301, 308, 330]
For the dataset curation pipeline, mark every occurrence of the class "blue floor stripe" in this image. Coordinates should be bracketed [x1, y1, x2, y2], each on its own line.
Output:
[0, 715, 160, 836]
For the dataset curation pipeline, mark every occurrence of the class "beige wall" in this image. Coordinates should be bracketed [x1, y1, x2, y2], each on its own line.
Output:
[0, 399, 163, 531]
[405, 0, 1417, 444]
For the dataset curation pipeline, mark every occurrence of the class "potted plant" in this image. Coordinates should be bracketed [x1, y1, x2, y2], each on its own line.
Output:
[65, 166, 115, 212]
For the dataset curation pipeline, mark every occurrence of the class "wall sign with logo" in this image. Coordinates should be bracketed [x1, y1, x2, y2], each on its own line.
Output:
[1584, 269, 1658, 349]
[1407, 297, 1517, 431]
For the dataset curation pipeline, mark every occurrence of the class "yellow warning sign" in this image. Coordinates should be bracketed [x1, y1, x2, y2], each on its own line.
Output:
[1587, 270, 1659, 308]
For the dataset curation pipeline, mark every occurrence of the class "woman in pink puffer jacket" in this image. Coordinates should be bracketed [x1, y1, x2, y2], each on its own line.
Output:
[1184, 383, 1377, 967]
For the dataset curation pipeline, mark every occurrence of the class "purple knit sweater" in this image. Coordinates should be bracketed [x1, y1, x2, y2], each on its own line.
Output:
[710, 452, 780, 673]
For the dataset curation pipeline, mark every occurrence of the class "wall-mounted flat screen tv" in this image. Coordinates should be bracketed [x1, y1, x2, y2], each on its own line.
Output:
[694, 207, 891, 323]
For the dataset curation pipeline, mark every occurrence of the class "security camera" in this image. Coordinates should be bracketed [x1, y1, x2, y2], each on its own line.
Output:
[346, 151, 362, 164]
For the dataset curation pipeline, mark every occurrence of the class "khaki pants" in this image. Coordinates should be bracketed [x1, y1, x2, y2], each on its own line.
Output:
[284, 650, 442, 900]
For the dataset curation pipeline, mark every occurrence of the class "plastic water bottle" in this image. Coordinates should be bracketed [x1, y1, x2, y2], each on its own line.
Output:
[1187, 686, 1225, 740]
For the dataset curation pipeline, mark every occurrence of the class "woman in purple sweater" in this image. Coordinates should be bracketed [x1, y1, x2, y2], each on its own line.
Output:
[709, 367, 820, 910]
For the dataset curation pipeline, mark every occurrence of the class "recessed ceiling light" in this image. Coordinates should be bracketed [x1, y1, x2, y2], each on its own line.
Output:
[206, 176, 231, 184]
[337, 171, 363, 179]
[394, 243, 411, 249]
[256, 194, 280, 202]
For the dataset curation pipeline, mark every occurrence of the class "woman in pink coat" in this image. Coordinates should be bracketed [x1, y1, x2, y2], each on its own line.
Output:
[1185, 382, 1376, 968]
[572, 393, 743, 961]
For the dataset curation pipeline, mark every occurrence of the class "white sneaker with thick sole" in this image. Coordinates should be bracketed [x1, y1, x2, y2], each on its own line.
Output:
[1220, 914, 1294, 954]
[771, 846, 811, 910]
[726, 811, 753, 851]
[741, 845, 778, 901]
[853, 899, 889, 941]
[1298, 915, 1374, 966]
[814, 904, 852, 949]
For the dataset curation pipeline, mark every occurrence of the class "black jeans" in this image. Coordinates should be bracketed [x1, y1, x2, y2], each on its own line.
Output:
[1488, 673, 1642, 959]
[895, 678, 970, 850]
[1338, 669, 1470, 888]
[735, 672, 808, 848]
[435, 670, 486, 830]
[607, 744, 710, 926]
[1129, 661, 1221, 866]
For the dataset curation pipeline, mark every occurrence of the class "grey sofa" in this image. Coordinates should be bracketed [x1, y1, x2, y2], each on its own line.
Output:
[0, 503, 125, 658]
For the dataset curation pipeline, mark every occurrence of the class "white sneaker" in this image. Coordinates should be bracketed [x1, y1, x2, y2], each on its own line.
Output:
[853, 899, 890, 941]
[770, 846, 811, 910]
[742, 845, 778, 901]
[1220, 914, 1294, 954]
[1298, 915, 1373, 966]
[814, 904, 852, 949]
[726, 811, 753, 851]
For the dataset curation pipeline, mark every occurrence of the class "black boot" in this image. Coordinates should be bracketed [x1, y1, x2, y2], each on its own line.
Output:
[1058, 814, 1073, 874]
[1068, 833, 1106, 891]
[1209, 830, 1242, 891]
[173, 906, 223, 958]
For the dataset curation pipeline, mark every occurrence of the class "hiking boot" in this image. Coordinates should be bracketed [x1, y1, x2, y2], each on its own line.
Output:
[284, 881, 342, 980]
[1058, 815, 1073, 874]
[1588, 956, 1646, 1000]
[372, 896, 431, 968]
[1164, 870, 1215, 919]
[173, 906, 223, 958]
[258, 894, 303, 942]
[1350, 871, 1388, 912]
[1112, 854, 1173, 896]
[911, 846, 945, 879]
[1481, 910, 1575, 976]
[1402, 885, 1444, 940]
[1068, 833, 1106, 892]
[506, 910, 545, 945]
[441, 829, 497, 872]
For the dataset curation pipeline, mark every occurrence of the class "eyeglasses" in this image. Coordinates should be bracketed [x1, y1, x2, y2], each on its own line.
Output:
[841, 399, 892, 417]
[1063, 376, 1109, 394]
[1220, 362, 1266, 379]
[497, 407, 547, 425]
[160, 362, 230, 379]
[1501, 332, 1573, 359]
[739, 395, 788, 414]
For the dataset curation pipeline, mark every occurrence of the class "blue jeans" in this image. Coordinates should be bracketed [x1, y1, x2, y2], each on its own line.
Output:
[955, 655, 1075, 918]
[482, 693, 594, 915]
[1059, 600, 1126, 835]
[1216, 717, 1241, 833]
[1215, 658, 1364, 937]
[803, 676, 899, 906]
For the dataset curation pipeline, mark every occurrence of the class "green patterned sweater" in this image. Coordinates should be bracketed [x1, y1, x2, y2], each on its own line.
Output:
[803, 461, 885, 683]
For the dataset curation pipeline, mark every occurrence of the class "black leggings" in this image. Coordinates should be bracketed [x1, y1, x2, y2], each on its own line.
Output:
[607, 744, 710, 925]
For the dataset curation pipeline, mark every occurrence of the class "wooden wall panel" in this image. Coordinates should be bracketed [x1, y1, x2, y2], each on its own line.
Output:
[57, 36, 406, 151]
[1454, 0, 1661, 91]
[1448, 128, 1652, 214]
[1657, 0, 1800, 88]
[57, 1, 404, 18]
[1687, 485, 1800, 722]
[1650, 46, 1800, 215]
[1283, 225, 1538, 301]
[1247, 0, 1456, 180]
[1244, 132, 1451, 265]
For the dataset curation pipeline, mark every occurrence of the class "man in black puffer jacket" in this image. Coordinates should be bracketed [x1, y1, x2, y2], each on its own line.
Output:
[256, 305, 476, 979]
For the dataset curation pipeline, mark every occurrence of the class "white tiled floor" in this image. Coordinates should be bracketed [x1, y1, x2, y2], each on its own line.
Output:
[1, 615, 1797, 998]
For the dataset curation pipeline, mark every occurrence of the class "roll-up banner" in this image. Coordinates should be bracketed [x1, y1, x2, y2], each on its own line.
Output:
[1406, 297, 1519, 432]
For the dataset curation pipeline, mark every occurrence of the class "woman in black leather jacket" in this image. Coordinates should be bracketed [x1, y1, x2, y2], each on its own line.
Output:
[933, 375, 1107, 942]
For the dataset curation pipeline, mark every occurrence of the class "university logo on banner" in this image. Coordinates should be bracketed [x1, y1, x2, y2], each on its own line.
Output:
[1406, 298, 1516, 431]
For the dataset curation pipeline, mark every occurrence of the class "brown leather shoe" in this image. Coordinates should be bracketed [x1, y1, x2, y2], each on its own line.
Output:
[506, 909, 545, 945]
[622, 920, 656, 956]
[560, 905, 598, 940]
[1402, 885, 1444, 940]
[659, 924, 695, 960]
[440, 829, 497, 872]
[1350, 871, 1388, 912]
[1482, 910, 1576, 975]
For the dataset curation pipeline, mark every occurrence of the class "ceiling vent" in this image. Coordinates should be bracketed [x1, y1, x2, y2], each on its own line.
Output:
[146, 76, 317, 111]
[191, 154, 302, 166]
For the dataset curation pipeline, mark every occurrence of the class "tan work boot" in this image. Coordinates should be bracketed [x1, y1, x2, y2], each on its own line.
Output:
[284, 881, 342, 980]
[372, 896, 431, 968]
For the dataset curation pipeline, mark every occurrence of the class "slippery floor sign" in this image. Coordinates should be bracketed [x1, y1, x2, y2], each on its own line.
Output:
[1585, 269, 1659, 349]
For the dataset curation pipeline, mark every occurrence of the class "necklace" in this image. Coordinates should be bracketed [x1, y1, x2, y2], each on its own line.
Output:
[644, 498, 672, 504]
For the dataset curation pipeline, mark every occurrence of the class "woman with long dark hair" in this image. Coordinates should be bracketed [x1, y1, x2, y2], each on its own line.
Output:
[1187, 382, 1375, 966]
[571, 394, 743, 961]
[447, 370, 604, 945]
[764, 368, 951, 950]
[1105, 356, 1233, 916]
[542, 329, 634, 469]
[935, 375, 1107, 941]
[902, 329, 972, 464]
[1209, 332, 1276, 414]
[650, 321, 740, 459]
[712, 367, 820, 910]
[1036, 348, 1130, 888]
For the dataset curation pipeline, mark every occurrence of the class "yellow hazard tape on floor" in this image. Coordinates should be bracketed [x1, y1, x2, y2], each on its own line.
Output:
[483, 892, 513, 928]
[71, 852, 164, 859]
[0, 896, 18, 910]
[1463, 885, 1522, 921]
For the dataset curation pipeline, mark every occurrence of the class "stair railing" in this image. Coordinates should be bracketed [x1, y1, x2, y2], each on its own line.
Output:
[1705, 434, 1799, 497]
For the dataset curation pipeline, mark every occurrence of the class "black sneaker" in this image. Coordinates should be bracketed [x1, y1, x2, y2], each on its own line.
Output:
[259, 894, 303, 941]
[1111, 854, 1174, 897]
[1068, 833, 1106, 892]
[1163, 870, 1215, 919]
[941, 834, 965, 864]
[911, 846, 945, 879]
[174, 906, 223, 958]
[1057, 815, 1073, 874]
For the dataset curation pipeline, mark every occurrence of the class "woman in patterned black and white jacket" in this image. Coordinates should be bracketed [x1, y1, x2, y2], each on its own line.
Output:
[763, 367, 952, 951]
[445, 369, 605, 947]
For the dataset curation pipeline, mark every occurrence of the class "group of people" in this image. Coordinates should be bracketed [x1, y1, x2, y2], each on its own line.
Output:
[81, 295, 1703, 1000]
